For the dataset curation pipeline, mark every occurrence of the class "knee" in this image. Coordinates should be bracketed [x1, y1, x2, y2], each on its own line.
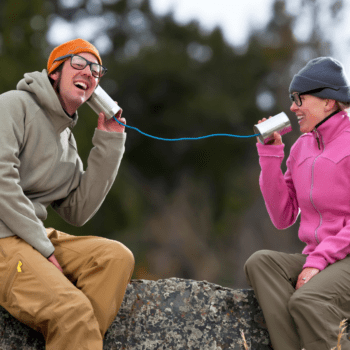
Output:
[71, 292, 95, 315]
[288, 292, 301, 315]
[244, 250, 272, 286]
[105, 241, 135, 270]
[244, 250, 275, 275]
[288, 291, 318, 318]
[53, 289, 96, 322]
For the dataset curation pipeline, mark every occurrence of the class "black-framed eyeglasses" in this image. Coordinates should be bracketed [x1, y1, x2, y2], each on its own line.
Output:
[289, 88, 327, 107]
[53, 54, 107, 78]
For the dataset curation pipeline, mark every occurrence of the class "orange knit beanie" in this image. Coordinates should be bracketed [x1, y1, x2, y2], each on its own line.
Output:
[47, 38, 102, 74]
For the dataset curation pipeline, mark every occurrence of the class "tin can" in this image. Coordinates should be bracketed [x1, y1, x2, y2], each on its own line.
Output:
[253, 112, 292, 144]
[86, 85, 121, 120]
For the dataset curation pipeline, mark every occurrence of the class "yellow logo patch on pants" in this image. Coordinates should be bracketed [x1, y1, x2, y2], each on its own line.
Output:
[17, 261, 22, 273]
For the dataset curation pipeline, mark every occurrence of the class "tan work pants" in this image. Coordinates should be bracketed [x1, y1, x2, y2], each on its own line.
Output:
[0, 228, 135, 350]
[244, 250, 350, 350]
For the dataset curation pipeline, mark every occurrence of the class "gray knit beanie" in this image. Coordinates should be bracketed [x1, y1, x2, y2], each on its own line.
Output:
[289, 57, 350, 103]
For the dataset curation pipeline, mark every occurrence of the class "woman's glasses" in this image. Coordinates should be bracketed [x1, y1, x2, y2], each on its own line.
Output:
[53, 54, 107, 78]
[289, 88, 327, 107]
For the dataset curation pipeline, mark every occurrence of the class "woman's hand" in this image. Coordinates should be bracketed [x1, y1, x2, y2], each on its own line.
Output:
[48, 254, 63, 273]
[97, 104, 126, 133]
[295, 267, 320, 290]
[256, 117, 283, 145]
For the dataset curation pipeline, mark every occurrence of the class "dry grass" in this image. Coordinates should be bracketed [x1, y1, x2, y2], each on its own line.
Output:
[241, 319, 348, 350]
[330, 319, 348, 350]
[240, 330, 249, 350]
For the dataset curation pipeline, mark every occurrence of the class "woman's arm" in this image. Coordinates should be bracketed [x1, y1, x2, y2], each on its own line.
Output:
[257, 140, 300, 229]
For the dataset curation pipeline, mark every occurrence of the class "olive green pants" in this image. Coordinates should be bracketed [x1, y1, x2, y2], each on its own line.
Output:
[244, 250, 350, 350]
[0, 228, 135, 350]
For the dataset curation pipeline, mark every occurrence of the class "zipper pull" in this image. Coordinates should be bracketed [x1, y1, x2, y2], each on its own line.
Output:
[314, 128, 320, 149]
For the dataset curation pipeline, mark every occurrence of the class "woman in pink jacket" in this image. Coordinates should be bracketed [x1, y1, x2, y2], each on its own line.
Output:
[244, 57, 350, 350]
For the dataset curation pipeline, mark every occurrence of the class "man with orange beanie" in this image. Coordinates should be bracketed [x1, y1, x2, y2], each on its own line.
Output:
[0, 38, 134, 349]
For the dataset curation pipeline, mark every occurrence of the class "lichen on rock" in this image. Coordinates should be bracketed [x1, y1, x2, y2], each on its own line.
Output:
[0, 278, 271, 350]
[106, 278, 271, 349]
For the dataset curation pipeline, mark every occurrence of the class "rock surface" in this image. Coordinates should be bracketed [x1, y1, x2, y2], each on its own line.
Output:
[0, 278, 271, 350]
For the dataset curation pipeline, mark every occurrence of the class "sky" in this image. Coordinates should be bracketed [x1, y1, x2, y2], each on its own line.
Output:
[49, 0, 276, 49]
[48, 0, 350, 71]
[149, 0, 275, 47]
[148, 0, 350, 70]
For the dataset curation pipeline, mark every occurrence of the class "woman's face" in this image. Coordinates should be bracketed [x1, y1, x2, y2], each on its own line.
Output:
[290, 94, 330, 133]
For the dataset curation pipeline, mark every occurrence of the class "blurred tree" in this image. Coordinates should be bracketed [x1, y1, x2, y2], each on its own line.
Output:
[0, 0, 50, 91]
[0, 0, 345, 287]
[232, 0, 343, 287]
[43, 0, 274, 284]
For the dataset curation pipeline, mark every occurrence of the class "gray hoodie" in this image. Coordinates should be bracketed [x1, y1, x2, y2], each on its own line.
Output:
[0, 69, 126, 257]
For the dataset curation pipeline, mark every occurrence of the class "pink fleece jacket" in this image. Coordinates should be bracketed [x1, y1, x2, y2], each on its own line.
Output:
[257, 111, 350, 271]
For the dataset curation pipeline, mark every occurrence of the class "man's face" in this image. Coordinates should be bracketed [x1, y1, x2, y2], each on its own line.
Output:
[50, 52, 99, 115]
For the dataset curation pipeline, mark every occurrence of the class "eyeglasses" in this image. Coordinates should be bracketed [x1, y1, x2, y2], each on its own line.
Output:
[289, 88, 326, 107]
[53, 54, 107, 78]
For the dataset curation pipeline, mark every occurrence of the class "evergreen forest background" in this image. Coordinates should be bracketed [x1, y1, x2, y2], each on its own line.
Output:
[0, 0, 345, 287]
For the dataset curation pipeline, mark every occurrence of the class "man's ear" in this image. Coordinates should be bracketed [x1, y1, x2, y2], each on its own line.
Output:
[49, 71, 60, 82]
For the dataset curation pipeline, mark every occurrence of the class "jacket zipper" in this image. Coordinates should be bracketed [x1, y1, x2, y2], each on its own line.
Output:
[313, 128, 321, 149]
[310, 132, 325, 244]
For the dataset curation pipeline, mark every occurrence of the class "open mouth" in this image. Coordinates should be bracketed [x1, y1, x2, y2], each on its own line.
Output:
[74, 82, 88, 90]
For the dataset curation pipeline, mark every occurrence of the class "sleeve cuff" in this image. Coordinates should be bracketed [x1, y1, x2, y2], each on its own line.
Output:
[257, 143, 285, 157]
[303, 256, 328, 271]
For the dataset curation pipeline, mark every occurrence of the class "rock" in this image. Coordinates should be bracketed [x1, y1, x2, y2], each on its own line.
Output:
[0, 278, 271, 350]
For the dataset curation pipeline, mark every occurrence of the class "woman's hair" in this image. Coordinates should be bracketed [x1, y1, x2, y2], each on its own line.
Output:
[336, 101, 350, 111]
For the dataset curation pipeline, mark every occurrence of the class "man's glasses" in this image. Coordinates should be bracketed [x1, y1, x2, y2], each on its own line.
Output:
[53, 54, 107, 78]
[289, 88, 327, 107]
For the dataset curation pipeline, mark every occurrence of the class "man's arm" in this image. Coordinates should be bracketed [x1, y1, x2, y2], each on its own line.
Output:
[51, 110, 126, 226]
[0, 92, 55, 257]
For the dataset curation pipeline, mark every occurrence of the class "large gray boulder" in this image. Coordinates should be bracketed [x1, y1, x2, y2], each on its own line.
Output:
[0, 278, 271, 349]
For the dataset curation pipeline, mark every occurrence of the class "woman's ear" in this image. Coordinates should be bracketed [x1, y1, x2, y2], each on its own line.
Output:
[324, 99, 337, 112]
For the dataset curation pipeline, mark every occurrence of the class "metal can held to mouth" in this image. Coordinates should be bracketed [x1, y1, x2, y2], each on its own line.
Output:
[253, 112, 292, 144]
[86, 85, 121, 120]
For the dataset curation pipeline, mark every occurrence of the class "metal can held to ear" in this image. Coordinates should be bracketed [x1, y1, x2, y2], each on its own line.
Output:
[253, 112, 292, 144]
[86, 85, 121, 120]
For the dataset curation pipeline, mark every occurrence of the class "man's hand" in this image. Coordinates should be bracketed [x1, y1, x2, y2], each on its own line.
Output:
[48, 254, 63, 273]
[97, 104, 125, 133]
[295, 267, 320, 290]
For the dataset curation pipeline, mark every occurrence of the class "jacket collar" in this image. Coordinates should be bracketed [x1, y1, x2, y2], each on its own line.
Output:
[313, 110, 350, 145]
[315, 109, 340, 129]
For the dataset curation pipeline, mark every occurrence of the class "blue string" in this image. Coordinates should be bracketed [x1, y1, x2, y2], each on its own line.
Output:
[113, 117, 260, 141]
